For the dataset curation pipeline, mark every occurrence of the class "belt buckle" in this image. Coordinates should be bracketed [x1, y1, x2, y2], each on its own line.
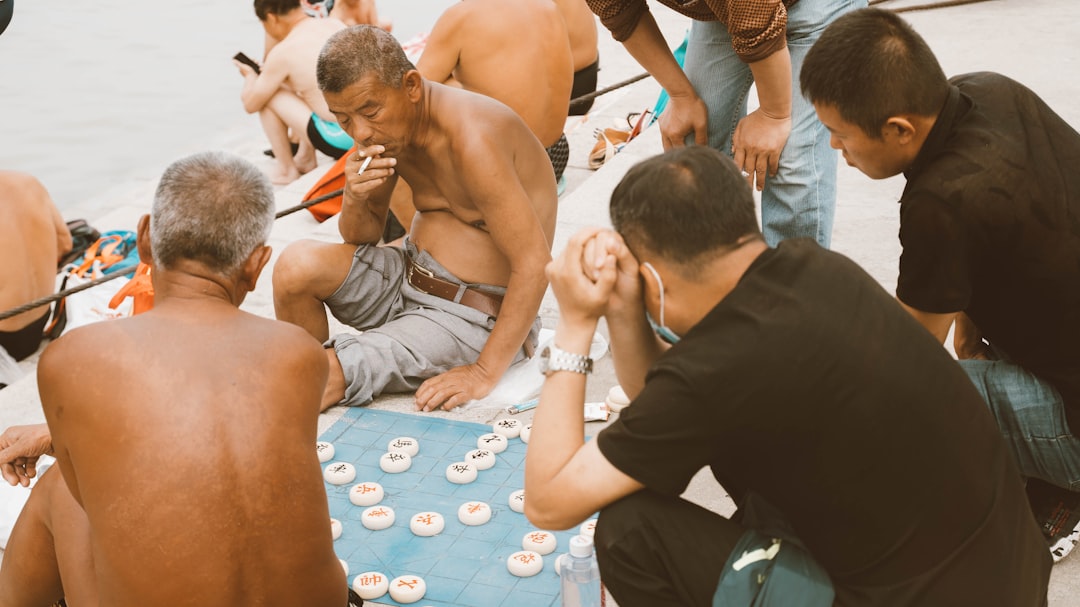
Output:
[408, 258, 436, 293]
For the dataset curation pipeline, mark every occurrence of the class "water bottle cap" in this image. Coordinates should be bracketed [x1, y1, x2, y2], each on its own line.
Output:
[569, 533, 594, 558]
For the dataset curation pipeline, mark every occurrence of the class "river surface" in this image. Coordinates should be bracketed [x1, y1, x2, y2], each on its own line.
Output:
[0, 0, 452, 215]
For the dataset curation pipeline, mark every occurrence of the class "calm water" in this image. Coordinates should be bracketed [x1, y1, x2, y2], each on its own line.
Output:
[0, 0, 452, 215]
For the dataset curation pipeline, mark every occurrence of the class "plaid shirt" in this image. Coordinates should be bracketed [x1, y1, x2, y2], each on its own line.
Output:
[586, 0, 797, 63]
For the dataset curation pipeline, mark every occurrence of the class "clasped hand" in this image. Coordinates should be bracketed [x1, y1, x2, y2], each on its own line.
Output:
[547, 228, 641, 329]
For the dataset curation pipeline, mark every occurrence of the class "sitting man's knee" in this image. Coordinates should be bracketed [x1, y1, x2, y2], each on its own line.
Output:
[273, 240, 331, 291]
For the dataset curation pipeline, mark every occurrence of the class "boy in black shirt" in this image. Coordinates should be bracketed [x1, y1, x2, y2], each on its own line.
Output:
[801, 7, 1080, 562]
[525, 146, 1050, 606]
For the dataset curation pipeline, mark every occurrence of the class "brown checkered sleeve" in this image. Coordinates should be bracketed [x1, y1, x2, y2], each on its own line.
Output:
[585, 0, 790, 63]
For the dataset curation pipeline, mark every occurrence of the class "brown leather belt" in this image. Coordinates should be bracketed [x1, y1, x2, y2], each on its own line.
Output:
[406, 256, 503, 318]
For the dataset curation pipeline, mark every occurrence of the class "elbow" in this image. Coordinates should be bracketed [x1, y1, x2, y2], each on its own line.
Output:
[523, 498, 578, 531]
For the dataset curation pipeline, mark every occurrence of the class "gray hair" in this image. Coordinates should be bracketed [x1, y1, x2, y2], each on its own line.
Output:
[317, 25, 416, 93]
[150, 151, 274, 274]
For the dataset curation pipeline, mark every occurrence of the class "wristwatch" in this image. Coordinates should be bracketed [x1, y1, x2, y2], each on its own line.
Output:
[538, 344, 593, 376]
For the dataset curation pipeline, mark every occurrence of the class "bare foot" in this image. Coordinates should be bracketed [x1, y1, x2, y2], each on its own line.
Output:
[269, 164, 301, 186]
[295, 142, 318, 175]
[295, 153, 318, 176]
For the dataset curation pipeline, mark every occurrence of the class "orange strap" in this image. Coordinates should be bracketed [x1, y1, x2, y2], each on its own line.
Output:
[73, 235, 127, 277]
[108, 263, 154, 315]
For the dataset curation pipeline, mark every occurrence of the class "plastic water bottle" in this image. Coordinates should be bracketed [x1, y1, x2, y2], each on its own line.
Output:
[560, 534, 602, 607]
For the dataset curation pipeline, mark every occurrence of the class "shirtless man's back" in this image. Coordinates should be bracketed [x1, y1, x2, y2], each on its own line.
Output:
[0, 152, 346, 606]
[417, 0, 573, 148]
[0, 172, 71, 357]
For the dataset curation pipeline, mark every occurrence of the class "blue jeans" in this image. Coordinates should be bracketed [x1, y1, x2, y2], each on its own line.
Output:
[961, 359, 1080, 492]
[682, 0, 864, 247]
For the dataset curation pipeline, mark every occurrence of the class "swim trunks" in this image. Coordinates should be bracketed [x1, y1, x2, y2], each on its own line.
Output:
[569, 59, 599, 116]
[307, 114, 353, 160]
[325, 238, 539, 407]
[0, 310, 48, 362]
[546, 133, 569, 182]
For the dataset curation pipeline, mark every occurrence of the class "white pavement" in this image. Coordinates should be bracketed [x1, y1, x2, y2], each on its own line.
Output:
[1, 0, 1078, 602]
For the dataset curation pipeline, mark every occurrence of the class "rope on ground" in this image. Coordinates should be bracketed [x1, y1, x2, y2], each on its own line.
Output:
[0, 266, 137, 323]
[0, 187, 348, 322]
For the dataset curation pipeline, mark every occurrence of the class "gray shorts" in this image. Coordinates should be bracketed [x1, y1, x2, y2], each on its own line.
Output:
[325, 238, 539, 407]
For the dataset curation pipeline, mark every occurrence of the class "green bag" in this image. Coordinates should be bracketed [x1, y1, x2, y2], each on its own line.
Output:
[713, 494, 834, 607]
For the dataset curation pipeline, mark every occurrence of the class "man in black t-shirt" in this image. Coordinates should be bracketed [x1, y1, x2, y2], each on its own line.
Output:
[525, 146, 1049, 606]
[801, 8, 1080, 562]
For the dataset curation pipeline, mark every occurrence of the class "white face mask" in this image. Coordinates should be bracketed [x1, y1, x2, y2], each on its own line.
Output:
[642, 262, 681, 345]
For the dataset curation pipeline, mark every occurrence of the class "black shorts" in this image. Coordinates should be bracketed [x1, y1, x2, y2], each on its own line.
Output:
[569, 59, 599, 116]
[0, 311, 48, 361]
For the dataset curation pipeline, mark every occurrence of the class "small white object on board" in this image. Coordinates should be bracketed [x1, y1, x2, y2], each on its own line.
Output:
[380, 451, 412, 473]
[330, 517, 342, 540]
[507, 550, 544, 577]
[323, 462, 356, 485]
[508, 489, 526, 513]
[409, 511, 446, 536]
[349, 482, 385, 507]
[520, 423, 532, 443]
[361, 505, 396, 530]
[388, 574, 427, 603]
[476, 433, 508, 453]
[352, 571, 389, 600]
[465, 448, 496, 470]
[316, 441, 336, 463]
[445, 461, 478, 484]
[388, 436, 420, 457]
[458, 501, 492, 526]
[492, 418, 522, 439]
[522, 530, 557, 555]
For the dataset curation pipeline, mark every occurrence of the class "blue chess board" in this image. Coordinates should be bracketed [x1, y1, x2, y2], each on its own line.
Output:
[319, 408, 581, 607]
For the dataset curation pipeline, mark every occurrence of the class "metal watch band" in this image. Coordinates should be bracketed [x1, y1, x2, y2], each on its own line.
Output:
[545, 344, 593, 375]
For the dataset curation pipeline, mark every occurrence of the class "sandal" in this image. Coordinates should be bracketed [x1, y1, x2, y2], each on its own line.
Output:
[588, 127, 632, 170]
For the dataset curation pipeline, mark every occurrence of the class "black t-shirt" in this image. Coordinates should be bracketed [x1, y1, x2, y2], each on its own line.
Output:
[897, 72, 1080, 429]
[598, 240, 1050, 605]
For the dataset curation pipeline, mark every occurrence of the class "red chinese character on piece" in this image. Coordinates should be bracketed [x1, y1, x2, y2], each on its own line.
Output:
[516, 553, 536, 564]
[398, 578, 417, 589]
[417, 514, 434, 525]
[370, 508, 389, 517]
[360, 574, 383, 585]
[468, 503, 484, 514]
[360, 484, 376, 494]
[527, 532, 547, 543]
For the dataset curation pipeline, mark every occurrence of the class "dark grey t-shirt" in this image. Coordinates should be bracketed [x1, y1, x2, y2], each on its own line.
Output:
[897, 72, 1080, 429]
[598, 240, 1050, 605]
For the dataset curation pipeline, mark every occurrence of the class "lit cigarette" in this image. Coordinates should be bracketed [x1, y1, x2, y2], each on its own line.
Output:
[356, 155, 373, 175]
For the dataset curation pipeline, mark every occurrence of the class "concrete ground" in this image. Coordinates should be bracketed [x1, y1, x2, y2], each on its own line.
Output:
[1, 0, 1078, 602]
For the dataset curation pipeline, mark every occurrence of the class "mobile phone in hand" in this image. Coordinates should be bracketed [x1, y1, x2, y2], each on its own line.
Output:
[233, 51, 261, 74]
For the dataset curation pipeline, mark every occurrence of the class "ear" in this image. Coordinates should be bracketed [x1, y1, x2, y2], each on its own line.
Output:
[403, 69, 424, 103]
[638, 262, 661, 310]
[882, 117, 917, 145]
[136, 214, 153, 265]
[238, 244, 273, 293]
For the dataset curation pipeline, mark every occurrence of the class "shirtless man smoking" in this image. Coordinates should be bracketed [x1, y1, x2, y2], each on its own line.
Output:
[273, 25, 557, 412]
[0, 152, 347, 606]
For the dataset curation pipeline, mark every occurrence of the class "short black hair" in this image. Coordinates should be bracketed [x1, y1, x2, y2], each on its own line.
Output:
[317, 25, 416, 93]
[800, 8, 949, 138]
[253, 0, 300, 21]
[610, 146, 761, 274]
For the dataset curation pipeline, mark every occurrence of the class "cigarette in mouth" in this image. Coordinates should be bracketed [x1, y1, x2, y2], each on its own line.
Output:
[356, 155, 373, 175]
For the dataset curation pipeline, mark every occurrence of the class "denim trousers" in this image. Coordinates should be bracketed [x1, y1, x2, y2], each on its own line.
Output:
[962, 359, 1080, 492]
[682, 0, 865, 248]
